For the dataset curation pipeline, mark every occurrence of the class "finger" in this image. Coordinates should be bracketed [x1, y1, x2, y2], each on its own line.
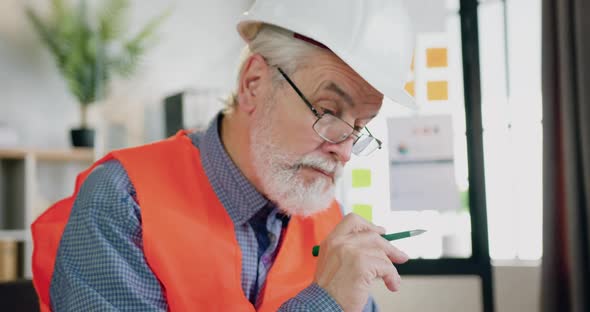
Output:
[384, 244, 409, 264]
[349, 232, 410, 264]
[350, 248, 402, 291]
[370, 253, 402, 292]
[330, 213, 385, 237]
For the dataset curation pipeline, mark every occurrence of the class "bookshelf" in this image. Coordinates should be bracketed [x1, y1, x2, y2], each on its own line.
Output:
[0, 148, 94, 280]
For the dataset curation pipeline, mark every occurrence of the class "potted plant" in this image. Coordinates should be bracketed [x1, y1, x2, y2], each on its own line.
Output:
[26, 0, 167, 147]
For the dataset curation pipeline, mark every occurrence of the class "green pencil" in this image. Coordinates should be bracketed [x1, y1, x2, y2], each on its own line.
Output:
[312, 229, 427, 257]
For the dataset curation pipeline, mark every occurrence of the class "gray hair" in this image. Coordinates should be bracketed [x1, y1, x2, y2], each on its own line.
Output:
[225, 24, 324, 110]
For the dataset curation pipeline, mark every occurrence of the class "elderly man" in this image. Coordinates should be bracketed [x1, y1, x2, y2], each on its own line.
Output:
[32, 0, 416, 311]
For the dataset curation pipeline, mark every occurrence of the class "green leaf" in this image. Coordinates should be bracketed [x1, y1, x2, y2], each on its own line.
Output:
[26, 0, 169, 107]
[98, 0, 129, 41]
[25, 9, 65, 66]
[50, 0, 68, 25]
[133, 9, 169, 44]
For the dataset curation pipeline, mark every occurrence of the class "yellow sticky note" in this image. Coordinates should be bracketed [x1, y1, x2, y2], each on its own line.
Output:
[426, 48, 448, 68]
[352, 169, 371, 188]
[410, 53, 415, 71]
[427, 81, 448, 101]
[404, 81, 415, 97]
[353, 204, 373, 222]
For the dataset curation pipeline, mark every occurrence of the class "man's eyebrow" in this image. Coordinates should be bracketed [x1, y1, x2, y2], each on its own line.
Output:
[320, 81, 378, 121]
[324, 82, 355, 108]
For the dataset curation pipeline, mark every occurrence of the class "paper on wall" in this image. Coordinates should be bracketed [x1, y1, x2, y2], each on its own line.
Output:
[387, 115, 461, 212]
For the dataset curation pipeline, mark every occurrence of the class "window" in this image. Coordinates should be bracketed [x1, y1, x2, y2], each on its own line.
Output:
[479, 0, 542, 261]
[336, 0, 543, 262]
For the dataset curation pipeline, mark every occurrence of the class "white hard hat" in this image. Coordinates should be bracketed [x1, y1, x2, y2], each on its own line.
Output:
[237, 0, 416, 110]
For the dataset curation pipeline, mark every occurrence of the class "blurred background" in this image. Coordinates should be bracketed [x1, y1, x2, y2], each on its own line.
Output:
[0, 0, 555, 311]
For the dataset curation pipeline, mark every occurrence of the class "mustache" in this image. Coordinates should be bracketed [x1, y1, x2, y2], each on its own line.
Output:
[293, 155, 343, 177]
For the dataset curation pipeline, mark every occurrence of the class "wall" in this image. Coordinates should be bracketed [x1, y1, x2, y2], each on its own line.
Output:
[0, 0, 251, 149]
[373, 264, 541, 312]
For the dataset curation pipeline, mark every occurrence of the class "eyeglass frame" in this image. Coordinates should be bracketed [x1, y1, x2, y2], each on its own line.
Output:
[276, 67, 382, 155]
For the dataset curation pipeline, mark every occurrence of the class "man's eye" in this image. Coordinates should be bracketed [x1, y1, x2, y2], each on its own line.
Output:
[320, 107, 336, 115]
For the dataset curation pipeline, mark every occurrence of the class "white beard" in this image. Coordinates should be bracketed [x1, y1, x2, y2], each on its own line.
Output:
[250, 97, 343, 217]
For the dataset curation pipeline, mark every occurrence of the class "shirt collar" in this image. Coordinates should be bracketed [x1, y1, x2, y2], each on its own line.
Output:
[195, 113, 270, 225]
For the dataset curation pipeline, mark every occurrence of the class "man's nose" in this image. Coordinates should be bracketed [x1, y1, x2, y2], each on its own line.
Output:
[322, 136, 354, 164]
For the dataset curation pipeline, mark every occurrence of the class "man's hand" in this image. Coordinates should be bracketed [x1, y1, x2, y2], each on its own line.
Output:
[314, 213, 409, 312]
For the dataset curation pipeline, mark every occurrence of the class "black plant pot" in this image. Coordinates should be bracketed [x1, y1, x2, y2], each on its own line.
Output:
[70, 128, 95, 148]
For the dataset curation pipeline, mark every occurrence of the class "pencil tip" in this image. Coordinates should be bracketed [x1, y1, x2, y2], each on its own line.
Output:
[410, 229, 427, 236]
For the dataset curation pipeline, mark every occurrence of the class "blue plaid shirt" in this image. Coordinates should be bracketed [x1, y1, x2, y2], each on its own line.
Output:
[50, 113, 378, 311]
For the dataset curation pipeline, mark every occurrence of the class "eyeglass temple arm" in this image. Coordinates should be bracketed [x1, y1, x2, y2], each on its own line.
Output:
[277, 67, 322, 118]
[362, 127, 382, 149]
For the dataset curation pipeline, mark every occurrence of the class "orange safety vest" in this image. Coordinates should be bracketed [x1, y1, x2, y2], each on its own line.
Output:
[31, 131, 342, 312]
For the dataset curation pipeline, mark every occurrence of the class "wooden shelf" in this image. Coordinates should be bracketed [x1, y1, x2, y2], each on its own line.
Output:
[0, 148, 94, 162]
[0, 149, 27, 159]
[0, 148, 95, 278]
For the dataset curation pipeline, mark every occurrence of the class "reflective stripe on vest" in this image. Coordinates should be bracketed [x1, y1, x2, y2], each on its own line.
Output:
[32, 131, 342, 311]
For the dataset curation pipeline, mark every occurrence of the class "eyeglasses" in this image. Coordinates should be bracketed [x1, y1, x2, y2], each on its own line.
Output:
[277, 67, 382, 156]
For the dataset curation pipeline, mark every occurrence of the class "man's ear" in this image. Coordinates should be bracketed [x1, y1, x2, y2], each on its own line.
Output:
[237, 54, 270, 114]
